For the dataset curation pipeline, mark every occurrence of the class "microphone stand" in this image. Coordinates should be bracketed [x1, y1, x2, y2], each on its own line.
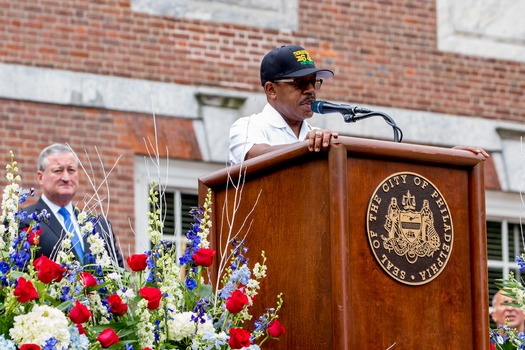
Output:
[342, 109, 403, 143]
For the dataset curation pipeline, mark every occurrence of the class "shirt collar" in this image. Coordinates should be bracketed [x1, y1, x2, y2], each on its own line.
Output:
[42, 194, 73, 216]
[263, 103, 313, 134]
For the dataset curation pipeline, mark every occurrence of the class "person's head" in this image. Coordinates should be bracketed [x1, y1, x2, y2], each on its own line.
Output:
[37, 143, 79, 207]
[260, 45, 334, 124]
[492, 290, 525, 332]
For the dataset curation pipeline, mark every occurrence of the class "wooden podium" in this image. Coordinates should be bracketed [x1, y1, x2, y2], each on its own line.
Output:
[198, 136, 489, 349]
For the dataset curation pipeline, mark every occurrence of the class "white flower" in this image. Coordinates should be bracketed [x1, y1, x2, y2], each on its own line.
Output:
[106, 272, 122, 283]
[121, 288, 136, 301]
[9, 305, 70, 348]
[87, 233, 112, 267]
[167, 312, 215, 342]
[137, 299, 155, 349]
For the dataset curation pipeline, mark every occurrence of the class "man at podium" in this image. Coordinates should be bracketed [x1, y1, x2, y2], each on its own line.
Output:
[229, 45, 339, 164]
[228, 45, 490, 165]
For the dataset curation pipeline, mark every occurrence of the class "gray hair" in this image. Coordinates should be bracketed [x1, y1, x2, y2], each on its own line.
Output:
[38, 143, 77, 171]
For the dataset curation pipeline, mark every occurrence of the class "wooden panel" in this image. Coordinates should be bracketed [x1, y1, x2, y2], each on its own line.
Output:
[345, 156, 473, 349]
[199, 136, 489, 350]
[208, 154, 334, 349]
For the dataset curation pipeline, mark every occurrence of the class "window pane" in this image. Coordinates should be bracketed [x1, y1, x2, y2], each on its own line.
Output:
[508, 222, 525, 262]
[162, 191, 176, 236]
[487, 221, 502, 260]
[488, 267, 503, 329]
[181, 193, 199, 234]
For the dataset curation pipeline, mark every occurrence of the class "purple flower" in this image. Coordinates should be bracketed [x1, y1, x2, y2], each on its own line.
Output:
[516, 255, 525, 271]
[42, 337, 59, 350]
[192, 298, 210, 324]
[185, 278, 197, 291]
[0, 262, 9, 274]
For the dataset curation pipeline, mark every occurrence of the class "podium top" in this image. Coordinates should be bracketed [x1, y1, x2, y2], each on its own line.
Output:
[200, 136, 486, 187]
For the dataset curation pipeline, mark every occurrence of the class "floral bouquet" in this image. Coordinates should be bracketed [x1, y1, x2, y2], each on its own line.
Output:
[489, 256, 525, 350]
[0, 151, 285, 350]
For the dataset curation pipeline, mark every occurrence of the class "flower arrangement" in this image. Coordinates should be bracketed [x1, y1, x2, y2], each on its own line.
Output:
[490, 256, 525, 350]
[0, 151, 285, 350]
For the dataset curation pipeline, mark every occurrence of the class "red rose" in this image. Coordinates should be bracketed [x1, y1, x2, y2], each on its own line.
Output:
[228, 328, 251, 349]
[14, 277, 39, 303]
[80, 272, 98, 289]
[192, 248, 216, 267]
[20, 344, 40, 350]
[268, 319, 286, 338]
[127, 254, 148, 271]
[226, 289, 249, 314]
[97, 328, 119, 348]
[33, 255, 65, 283]
[107, 293, 128, 316]
[139, 286, 162, 310]
[26, 227, 42, 246]
[69, 300, 92, 324]
[77, 323, 86, 335]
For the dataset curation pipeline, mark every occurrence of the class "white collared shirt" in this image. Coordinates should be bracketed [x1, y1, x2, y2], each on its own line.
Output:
[229, 103, 314, 164]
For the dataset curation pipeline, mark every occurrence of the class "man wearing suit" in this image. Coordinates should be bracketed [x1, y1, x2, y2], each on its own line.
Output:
[22, 143, 123, 267]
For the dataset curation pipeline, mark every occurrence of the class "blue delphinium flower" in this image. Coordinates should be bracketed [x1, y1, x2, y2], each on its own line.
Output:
[18, 188, 33, 204]
[0, 261, 9, 274]
[186, 278, 197, 290]
[518, 332, 525, 350]
[231, 264, 251, 286]
[179, 207, 204, 267]
[219, 283, 236, 299]
[68, 325, 89, 350]
[252, 313, 269, 341]
[42, 337, 59, 350]
[489, 329, 505, 345]
[9, 229, 31, 270]
[61, 285, 72, 301]
[0, 261, 9, 286]
[516, 254, 525, 271]
[0, 334, 16, 350]
[192, 298, 210, 324]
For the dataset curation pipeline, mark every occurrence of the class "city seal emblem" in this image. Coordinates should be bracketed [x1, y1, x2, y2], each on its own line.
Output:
[366, 172, 453, 285]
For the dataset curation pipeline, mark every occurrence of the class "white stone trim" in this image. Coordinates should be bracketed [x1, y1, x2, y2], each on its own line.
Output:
[131, 0, 298, 30]
[437, 0, 525, 63]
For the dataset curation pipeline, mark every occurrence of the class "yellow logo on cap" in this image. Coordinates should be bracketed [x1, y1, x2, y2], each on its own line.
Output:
[293, 50, 314, 65]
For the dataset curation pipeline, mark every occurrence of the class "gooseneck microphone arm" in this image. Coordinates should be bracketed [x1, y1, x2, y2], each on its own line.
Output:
[311, 100, 403, 143]
[344, 110, 403, 143]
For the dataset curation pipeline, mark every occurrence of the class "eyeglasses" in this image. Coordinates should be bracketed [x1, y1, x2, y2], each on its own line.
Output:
[273, 77, 323, 90]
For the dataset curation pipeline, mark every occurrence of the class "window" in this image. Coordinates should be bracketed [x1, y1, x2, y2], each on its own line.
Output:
[134, 157, 223, 255]
[150, 189, 199, 258]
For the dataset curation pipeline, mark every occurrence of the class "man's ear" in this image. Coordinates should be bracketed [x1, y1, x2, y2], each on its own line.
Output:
[264, 81, 277, 99]
[37, 170, 44, 185]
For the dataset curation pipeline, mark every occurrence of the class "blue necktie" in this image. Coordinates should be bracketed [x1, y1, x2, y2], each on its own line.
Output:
[58, 207, 84, 264]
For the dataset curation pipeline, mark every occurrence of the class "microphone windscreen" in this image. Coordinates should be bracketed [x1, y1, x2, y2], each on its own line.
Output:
[311, 100, 325, 114]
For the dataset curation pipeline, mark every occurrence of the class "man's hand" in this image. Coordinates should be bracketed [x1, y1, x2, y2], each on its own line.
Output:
[307, 129, 339, 152]
[453, 145, 490, 160]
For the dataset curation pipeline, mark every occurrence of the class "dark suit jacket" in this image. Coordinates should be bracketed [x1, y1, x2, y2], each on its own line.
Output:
[22, 197, 124, 268]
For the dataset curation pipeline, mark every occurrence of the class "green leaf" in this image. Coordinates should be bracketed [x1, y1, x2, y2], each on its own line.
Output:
[199, 283, 213, 298]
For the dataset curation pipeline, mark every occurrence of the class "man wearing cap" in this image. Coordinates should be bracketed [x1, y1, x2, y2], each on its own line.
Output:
[229, 45, 339, 164]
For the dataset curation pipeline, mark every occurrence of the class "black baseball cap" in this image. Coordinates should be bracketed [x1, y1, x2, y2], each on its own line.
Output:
[260, 45, 334, 86]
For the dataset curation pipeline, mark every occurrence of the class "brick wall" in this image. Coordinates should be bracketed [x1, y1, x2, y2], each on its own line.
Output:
[3, 0, 524, 121]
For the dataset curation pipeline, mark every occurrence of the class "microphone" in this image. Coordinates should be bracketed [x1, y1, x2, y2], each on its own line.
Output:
[311, 100, 372, 115]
